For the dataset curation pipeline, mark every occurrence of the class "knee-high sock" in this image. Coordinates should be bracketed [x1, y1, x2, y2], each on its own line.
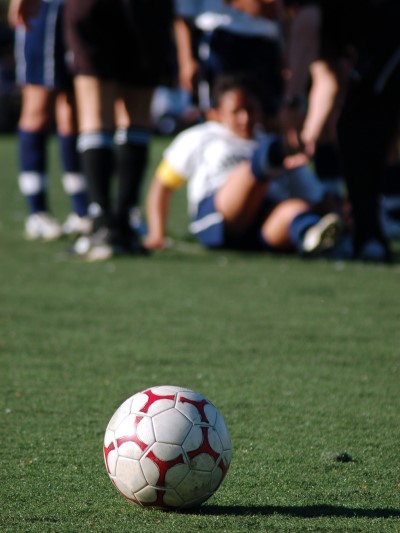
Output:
[77, 131, 114, 230]
[59, 133, 88, 217]
[114, 127, 151, 228]
[250, 135, 285, 182]
[18, 129, 48, 213]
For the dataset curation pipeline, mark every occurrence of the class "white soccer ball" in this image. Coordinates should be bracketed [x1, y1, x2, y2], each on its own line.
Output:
[103, 385, 232, 509]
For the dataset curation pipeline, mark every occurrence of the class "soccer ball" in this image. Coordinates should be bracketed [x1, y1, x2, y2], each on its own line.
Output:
[103, 385, 232, 509]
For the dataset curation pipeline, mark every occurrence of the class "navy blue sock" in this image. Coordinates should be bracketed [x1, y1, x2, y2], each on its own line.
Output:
[250, 136, 285, 182]
[289, 211, 320, 253]
[59, 133, 88, 216]
[59, 133, 80, 171]
[18, 129, 48, 213]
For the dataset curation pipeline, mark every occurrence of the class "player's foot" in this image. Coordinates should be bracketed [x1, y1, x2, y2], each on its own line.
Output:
[302, 213, 342, 255]
[113, 225, 147, 255]
[70, 226, 114, 262]
[62, 213, 93, 237]
[25, 212, 63, 241]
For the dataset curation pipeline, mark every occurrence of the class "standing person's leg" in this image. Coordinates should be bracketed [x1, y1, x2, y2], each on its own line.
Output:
[17, 84, 52, 216]
[113, 87, 154, 239]
[69, 76, 118, 260]
[337, 61, 400, 260]
[73, 75, 116, 233]
[55, 91, 90, 235]
[64, 0, 123, 257]
[13, 0, 66, 240]
[17, 84, 63, 240]
[110, 0, 175, 249]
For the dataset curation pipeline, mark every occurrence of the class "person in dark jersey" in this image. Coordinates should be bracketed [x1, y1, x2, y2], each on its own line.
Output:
[234, 0, 400, 261]
[336, 0, 400, 260]
[64, 0, 176, 261]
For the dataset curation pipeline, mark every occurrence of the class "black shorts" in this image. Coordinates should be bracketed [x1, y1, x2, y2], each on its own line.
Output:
[64, 0, 175, 86]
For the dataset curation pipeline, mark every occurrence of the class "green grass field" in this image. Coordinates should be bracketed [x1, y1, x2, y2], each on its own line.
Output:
[1, 134, 400, 532]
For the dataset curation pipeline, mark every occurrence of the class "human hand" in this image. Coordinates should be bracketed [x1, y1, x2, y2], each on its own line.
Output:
[178, 59, 199, 94]
[278, 106, 304, 152]
[282, 151, 309, 170]
[143, 234, 166, 251]
[8, 0, 40, 29]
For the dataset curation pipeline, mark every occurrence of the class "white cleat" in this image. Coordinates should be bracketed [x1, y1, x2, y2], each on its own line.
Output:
[71, 227, 114, 262]
[25, 212, 63, 241]
[302, 213, 342, 255]
[62, 213, 93, 237]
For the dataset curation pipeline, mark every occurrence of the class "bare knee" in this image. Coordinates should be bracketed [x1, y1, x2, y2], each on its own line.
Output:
[18, 85, 54, 131]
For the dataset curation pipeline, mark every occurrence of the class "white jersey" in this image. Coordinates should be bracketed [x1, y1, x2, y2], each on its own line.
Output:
[156, 121, 324, 218]
[158, 121, 257, 217]
[157, 121, 325, 218]
[174, 0, 280, 40]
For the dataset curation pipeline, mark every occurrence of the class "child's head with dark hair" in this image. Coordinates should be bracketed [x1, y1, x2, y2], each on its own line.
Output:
[210, 73, 261, 109]
[208, 73, 262, 139]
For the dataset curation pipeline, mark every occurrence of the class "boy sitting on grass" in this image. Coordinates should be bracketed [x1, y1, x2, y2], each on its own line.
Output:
[144, 75, 341, 255]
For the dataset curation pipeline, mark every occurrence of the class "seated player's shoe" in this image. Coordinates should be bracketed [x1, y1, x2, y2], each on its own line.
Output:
[25, 212, 63, 241]
[62, 213, 93, 237]
[71, 226, 114, 262]
[302, 213, 342, 255]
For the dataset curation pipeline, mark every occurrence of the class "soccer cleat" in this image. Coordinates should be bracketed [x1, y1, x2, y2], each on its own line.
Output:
[25, 212, 63, 241]
[302, 213, 342, 255]
[62, 213, 93, 237]
[71, 226, 114, 262]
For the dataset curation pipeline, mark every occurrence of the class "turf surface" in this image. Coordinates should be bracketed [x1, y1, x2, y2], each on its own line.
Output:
[1, 134, 400, 532]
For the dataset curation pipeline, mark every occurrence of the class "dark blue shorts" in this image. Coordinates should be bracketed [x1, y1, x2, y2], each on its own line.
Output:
[190, 195, 274, 250]
[15, 0, 72, 90]
[189, 195, 225, 248]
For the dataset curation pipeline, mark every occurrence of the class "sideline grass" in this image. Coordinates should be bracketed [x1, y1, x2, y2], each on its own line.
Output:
[1, 135, 400, 532]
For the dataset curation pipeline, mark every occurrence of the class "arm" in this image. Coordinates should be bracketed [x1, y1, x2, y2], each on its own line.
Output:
[8, 0, 40, 29]
[279, 4, 321, 150]
[144, 177, 173, 251]
[283, 5, 321, 102]
[300, 59, 340, 155]
[174, 16, 199, 93]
